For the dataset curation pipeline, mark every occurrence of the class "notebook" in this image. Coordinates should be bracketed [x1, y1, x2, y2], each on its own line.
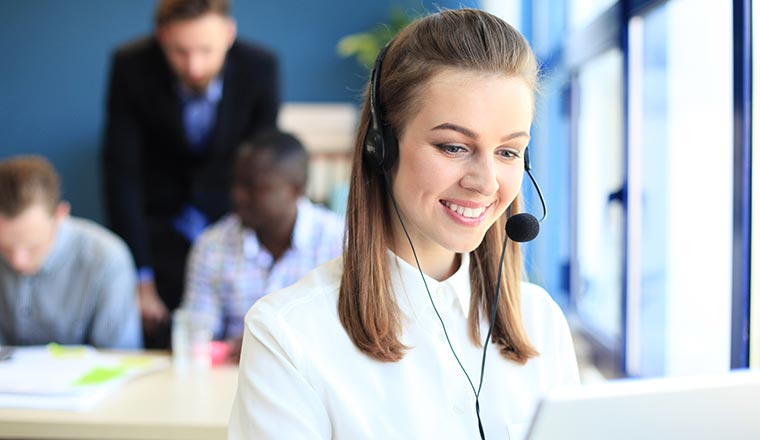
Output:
[0, 344, 168, 411]
[525, 369, 760, 440]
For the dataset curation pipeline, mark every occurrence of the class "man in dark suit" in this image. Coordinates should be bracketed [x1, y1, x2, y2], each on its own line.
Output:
[102, 0, 279, 347]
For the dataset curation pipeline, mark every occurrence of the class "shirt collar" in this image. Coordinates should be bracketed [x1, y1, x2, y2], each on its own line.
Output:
[389, 250, 471, 320]
[241, 222, 260, 259]
[291, 198, 314, 251]
[37, 218, 73, 275]
[177, 76, 224, 104]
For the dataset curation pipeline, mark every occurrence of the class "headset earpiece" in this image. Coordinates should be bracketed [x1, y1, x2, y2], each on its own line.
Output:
[363, 43, 397, 171]
[364, 128, 386, 169]
[523, 147, 532, 172]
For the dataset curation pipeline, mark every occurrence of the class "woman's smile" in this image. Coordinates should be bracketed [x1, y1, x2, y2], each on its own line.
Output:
[441, 199, 493, 224]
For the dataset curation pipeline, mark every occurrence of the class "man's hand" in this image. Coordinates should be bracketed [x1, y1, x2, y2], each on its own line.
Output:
[226, 336, 243, 364]
[137, 280, 170, 333]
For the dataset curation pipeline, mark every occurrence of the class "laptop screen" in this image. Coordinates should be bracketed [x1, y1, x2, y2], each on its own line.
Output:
[525, 370, 760, 440]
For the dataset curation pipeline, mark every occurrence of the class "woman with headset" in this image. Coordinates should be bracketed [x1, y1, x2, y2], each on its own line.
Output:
[229, 8, 579, 439]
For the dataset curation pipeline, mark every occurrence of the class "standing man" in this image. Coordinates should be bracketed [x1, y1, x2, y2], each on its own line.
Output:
[0, 156, 141, 349]
[102, 0, 279, 347]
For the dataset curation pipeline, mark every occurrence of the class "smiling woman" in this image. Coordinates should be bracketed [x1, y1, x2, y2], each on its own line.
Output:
[390, 71, 533, 280]
[229, 8, 579, 440]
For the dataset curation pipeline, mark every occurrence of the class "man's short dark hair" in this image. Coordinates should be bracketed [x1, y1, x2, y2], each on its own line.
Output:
[155, 0, 230, 27]
[0, 155, 61, 217]
[237, 129, 309, 191]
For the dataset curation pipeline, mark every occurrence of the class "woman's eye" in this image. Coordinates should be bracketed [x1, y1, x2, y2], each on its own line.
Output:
[498, 149, 520, 160]
[437, 143, 466, 154]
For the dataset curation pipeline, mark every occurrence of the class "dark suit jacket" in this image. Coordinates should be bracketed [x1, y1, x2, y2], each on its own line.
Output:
[102, 37, 279, 308]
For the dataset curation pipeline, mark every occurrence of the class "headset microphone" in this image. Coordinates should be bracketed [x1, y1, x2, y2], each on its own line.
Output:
[521, 146, 548, 221]
[506, 213, 539, 243]
[502, 146, 548, 243]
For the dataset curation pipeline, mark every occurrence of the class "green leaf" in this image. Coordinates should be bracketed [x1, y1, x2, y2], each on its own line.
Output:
[335, 7, 419, 70]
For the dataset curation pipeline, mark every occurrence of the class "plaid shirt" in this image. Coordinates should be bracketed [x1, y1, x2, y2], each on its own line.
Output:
[183, 198, 345, 339]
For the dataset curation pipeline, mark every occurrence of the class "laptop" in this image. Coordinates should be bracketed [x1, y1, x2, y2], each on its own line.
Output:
[525, 369, 760, 440]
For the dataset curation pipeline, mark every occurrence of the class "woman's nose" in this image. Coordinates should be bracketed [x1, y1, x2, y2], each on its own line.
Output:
[460, 154, 499, 196]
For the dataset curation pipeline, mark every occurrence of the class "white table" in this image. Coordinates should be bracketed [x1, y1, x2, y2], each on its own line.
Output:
[0, 355, 238, 440]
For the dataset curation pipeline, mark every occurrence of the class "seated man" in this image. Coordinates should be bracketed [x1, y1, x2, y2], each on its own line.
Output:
[0, 156, 141, 349]
[182, 130, 344, 360]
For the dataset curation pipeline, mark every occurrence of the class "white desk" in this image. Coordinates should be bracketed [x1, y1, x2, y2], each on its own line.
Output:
[0, 357, 238, 440]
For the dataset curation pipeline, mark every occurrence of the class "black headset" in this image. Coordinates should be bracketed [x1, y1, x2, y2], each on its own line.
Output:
[363, 44, 398, 171]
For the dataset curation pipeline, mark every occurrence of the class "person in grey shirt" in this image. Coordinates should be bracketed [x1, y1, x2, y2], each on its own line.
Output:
[0, 155, 142, 349]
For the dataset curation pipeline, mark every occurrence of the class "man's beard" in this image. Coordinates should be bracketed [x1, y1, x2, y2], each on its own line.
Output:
[183, 78, 211, 95]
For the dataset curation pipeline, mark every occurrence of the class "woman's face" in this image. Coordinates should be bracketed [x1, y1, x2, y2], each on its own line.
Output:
[390, 69, 533, 269]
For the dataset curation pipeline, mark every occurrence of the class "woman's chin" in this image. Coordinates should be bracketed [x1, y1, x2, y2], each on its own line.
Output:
[443, 235, 487, 254]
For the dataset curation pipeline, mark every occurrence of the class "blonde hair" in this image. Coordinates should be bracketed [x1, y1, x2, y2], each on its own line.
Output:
[339, 8, 539, 363]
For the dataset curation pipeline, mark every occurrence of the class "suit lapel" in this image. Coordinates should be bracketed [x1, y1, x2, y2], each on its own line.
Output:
[164, 89, 189, 153]
[207, 51, 240, 157]
[151, 43, 191, 155]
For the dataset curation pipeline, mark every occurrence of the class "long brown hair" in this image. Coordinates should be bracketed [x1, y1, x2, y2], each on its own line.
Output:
[339, 8, 539, 363]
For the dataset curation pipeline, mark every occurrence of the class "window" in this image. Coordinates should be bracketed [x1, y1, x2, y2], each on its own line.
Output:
[626, 0, 733, 376]
[574, 49, 625, 352]
[751, 0, 760, 369]
[528, 0, 743, 378]
[569, 0, 617, 30]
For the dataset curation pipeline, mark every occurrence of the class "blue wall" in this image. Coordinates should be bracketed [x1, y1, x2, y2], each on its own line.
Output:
[0, 0, 478, 222]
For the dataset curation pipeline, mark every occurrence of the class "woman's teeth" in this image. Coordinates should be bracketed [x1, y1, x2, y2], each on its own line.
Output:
[444, 202, 487, 218]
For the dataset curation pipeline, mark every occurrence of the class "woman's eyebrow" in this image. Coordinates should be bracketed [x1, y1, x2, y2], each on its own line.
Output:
[431, 123, 477, 139]
[431, 122, 530, 142]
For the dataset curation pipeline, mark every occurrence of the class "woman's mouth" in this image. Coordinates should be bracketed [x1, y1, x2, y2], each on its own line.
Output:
[441, 200, 492, 219]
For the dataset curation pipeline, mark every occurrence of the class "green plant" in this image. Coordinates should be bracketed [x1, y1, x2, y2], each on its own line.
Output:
[336, 8, 418, 70]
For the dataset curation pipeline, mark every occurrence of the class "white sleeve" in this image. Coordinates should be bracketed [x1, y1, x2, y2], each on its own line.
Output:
[228, 302, 331, 439]
[557, 311, 581, 385]
[183, 234, 223, 338]
[553, 303, 581, 386]
[522, 282, 581, 388]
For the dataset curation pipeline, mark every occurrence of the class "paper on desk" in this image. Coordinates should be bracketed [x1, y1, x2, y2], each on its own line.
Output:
[0, 344, 168, 411]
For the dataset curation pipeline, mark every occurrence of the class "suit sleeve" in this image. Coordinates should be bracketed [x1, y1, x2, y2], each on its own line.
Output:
[101, 52, 152, 269]
[248, 52, 280, 133]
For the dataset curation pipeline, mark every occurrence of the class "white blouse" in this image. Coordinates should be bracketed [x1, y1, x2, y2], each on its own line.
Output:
[228, 252, 579, 440]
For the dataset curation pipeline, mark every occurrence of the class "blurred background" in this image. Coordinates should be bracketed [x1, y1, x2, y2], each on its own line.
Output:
[0, 0, 756, 381]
